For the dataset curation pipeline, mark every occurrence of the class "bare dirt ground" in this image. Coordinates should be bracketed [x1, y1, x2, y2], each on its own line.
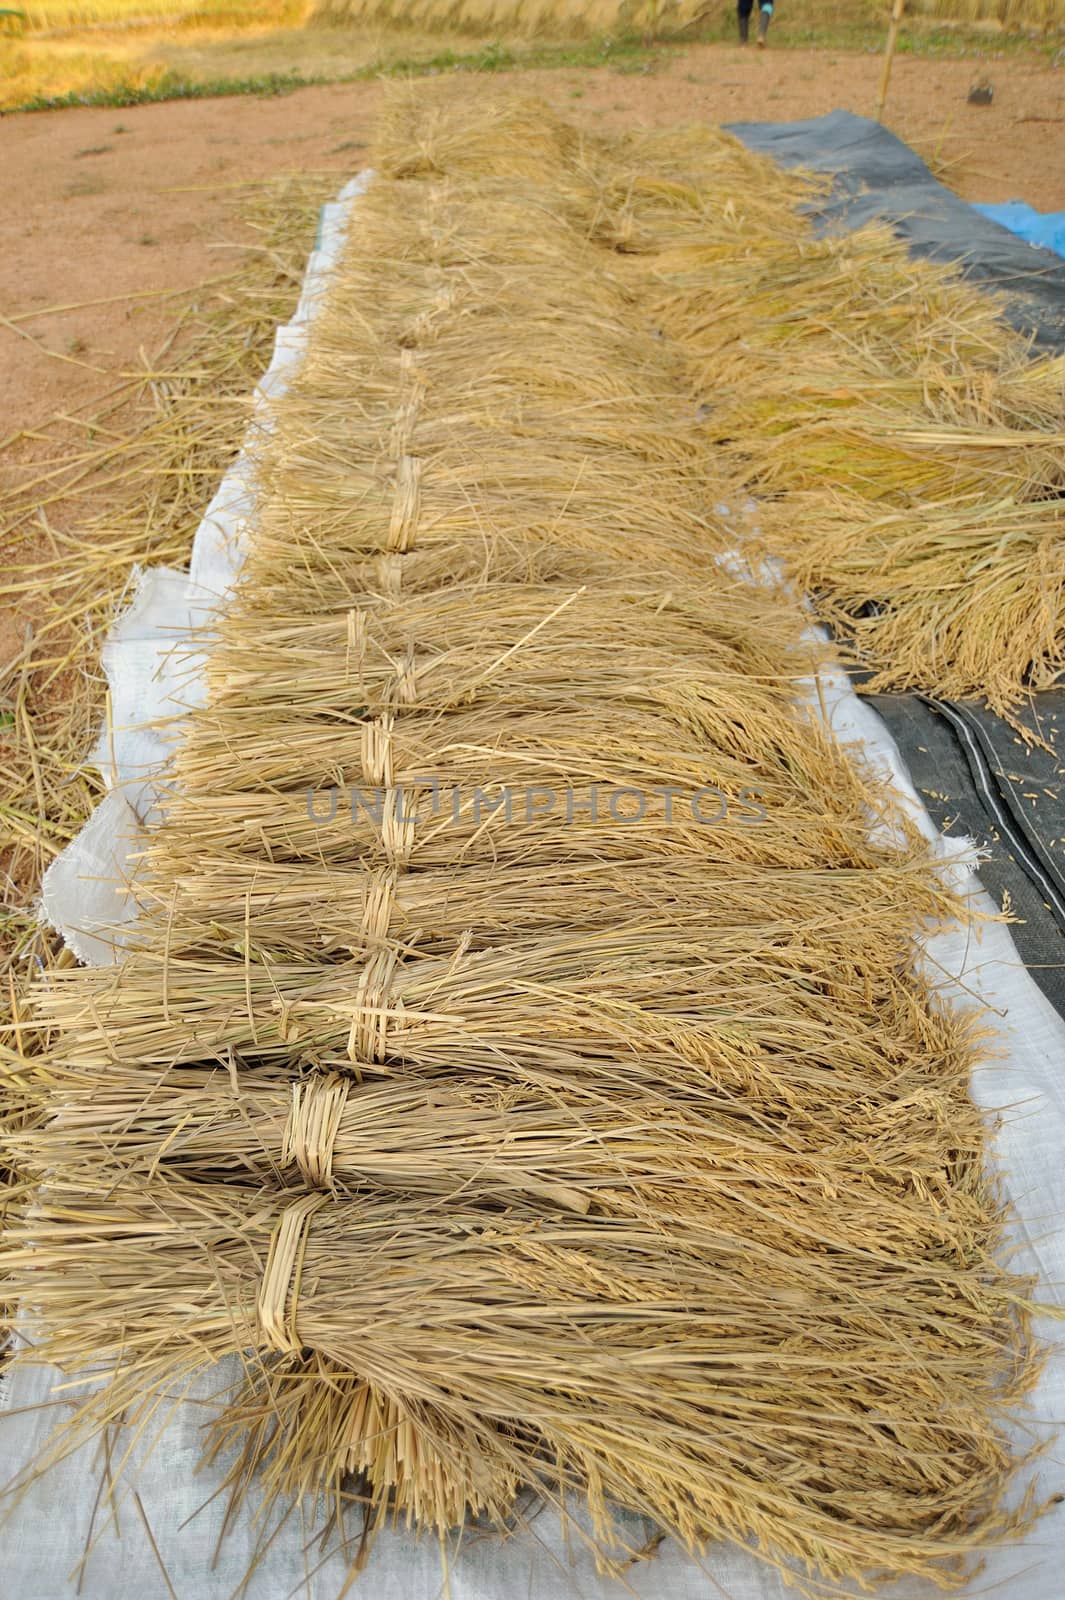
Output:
[2, 43, 1064, 449]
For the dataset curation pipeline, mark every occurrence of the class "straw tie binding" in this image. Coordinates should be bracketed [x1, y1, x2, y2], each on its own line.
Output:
[387, 342, 424, 554]
[382, 795, 415, 868]
[374, 553, 406, 597]
[388, 454, 422, 553]
[344, 870, 401, 1064]
[362, 716, 395, 788]
[389, 347, 425, 458]
[361, 717, 416, 868]
[348, 946, 399, 1064]
[363, 867, 398, 945]
[282, 1073, 352, 1188]
[257, 1191, 328, 1355]
[403, 280, 456, 350]
[390, 645, 419, 708]
[344, 608, 367, 690]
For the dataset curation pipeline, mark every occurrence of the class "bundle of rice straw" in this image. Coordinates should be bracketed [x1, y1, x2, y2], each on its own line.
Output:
[311, 0, 711, 36]
[0, 176, 339, 1356]
[554, 119, 1065, 715]
[2, 93, 1048, 1597]
[778, 491, 1065, 706]
[915, 0, 1065, 27]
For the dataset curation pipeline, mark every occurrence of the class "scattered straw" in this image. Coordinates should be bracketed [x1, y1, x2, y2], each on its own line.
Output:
[554, 121, 1065, 716]
[0, 172, 342, 1352]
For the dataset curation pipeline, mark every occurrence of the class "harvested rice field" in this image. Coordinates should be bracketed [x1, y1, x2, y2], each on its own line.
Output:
[3, 24, 1065, 1600]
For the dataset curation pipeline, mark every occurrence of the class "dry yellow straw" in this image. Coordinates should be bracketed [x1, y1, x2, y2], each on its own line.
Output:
[511, 112, 1065, 715]
[3, 91, 1051, 1598]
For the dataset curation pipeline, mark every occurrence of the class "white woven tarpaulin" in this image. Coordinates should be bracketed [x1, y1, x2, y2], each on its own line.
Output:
[37, 174, 370, 967]
[4, 173, 1064, 1600]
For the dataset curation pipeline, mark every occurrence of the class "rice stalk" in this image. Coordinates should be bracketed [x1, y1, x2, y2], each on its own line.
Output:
[500, 106, 1065, 713]
[310, 0, 714, 37]
[7, 1168, 1037, 1588]
[2, 92, 1052, 1597]
[0, 173, 340, 1356]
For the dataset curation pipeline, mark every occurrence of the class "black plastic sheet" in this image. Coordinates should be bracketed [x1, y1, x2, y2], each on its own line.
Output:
[728, 109, 1065, 350]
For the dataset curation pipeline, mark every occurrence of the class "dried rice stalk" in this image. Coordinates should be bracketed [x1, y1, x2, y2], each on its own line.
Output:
[0, 175, 341, 1355]
[465, 106, 1065, 714]
[772, 491, 1065, 707]
[3, 92, 1050, 1598]
[9, 1170, 1037, 1581]
[310, 0, 712, 37]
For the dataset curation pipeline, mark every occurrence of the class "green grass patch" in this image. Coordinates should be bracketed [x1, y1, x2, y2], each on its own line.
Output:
[13, 65, 314, 108]
[10, 32, 662, 108]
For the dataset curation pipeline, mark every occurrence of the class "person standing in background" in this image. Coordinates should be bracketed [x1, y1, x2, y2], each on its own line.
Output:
[738, 0, 773, 45]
